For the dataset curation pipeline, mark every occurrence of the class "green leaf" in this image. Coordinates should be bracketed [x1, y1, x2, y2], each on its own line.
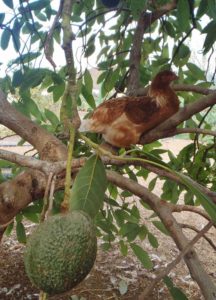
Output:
[163, 21, 175, 37]
[138, 225, 148, 240]
[53, 83, 65, 102]
[20, 68, 47, 90]
[119, 240, 128, 256]
[152, 221, 170, 236]
[207, 0, 216, 19]
[148, 177, 157, 191]
[22, 204, 41, 214]
[148, 232, 159, 248]
[70, 155, 107, 218]
[11, 52, 41, 65]
[0, 13, 5, 24]
[5, 222, 14, 236]
[187, 63, 205, 80]
[28, 0, 50, 11]
[3, 0, 13, 9]
[130, 243, 153, 269]
[23, 211, 39, 223]
[12, 19, 21, 52]
[1, 28, 11, 50]
[203, 25, 216, 53]
[12, 70, 23, 87]
[178, 44, 190, 59]
[130, 0, 147, 20]
[164, 276, 189, 300]
[197, 0, 208, 18]
[84, 43, 95, 57]
[44, 109, 59, 127]
[119, 222, 140, 242]
[81, 84, 96, 108]
[177, 0, 190, 32]
[16, 222, 26, 244]
[177, 172, 216, 222]
[84, 69, 93, 94]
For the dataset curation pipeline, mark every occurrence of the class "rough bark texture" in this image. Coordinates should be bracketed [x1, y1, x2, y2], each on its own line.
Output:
[0, 90, 67, 161]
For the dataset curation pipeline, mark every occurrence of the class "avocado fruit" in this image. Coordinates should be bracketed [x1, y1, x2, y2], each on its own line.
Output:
[24, 211, 97, 294]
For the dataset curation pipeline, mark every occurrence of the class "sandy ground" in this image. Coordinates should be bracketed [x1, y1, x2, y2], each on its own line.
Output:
[0, 138, 215, 300]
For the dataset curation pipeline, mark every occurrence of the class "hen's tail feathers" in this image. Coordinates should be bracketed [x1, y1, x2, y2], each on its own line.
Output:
[79, 119, 92, 132]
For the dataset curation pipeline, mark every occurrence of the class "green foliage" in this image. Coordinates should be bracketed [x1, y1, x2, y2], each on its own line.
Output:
[130, 243, 153, 269]
[0, 1, 216, 297]
[70, 155, 107, 218]
[164, 276, 189, 300]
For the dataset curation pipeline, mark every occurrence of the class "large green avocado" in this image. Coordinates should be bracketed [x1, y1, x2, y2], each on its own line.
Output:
[24, 211, 97, 295]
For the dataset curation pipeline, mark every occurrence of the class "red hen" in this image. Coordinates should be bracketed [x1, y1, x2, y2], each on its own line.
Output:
[80, 70, 179, 148]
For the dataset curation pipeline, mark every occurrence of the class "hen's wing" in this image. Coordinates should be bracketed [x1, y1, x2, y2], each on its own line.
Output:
[125, 96, 159, 124]
[91, 97, 128, 124]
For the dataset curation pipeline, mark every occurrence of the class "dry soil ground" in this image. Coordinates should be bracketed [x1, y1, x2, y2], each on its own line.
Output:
[0, 139, 215, 300]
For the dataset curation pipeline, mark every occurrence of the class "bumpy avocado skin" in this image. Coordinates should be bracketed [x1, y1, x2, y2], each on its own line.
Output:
[24, 211, 97, 295]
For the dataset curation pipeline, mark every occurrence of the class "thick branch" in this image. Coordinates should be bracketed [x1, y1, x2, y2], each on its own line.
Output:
[127, 1, 177, 93]
[136, 84, 215, 96]
[140, 92, 216, 144]
[0, 149, 215, 203]
[0, 90, 67, 161]
[106, 170, 216, 299]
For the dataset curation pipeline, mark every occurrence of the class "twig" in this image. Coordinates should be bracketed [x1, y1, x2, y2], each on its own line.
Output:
[40, 172, 54, 222]
[174, 128, 216, 137]
[136, 84, 215, 96]
[138, 221, 213, 299]
[170, 27, 194, 66]
[0, 133, 16, 140]
[127, 1, 177, 94]
[180, 223, 216, 251]
[61, 125, 75, 212]
[24, 147, 36, 155]
[173, 204, 213, 221]
[44, 0, 63, 68]
[193, 106, 213, 156]
[47, 175, 56, 217]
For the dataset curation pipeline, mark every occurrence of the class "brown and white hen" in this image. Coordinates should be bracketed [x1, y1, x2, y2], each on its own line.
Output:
[80, 70, 179, 148]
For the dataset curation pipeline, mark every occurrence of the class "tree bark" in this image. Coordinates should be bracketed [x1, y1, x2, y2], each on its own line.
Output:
[107, 170, 216, 300]
[0, 90, 67, 161]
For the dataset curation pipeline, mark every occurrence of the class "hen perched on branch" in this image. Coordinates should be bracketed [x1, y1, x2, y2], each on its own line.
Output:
[80, 70, 179, 147]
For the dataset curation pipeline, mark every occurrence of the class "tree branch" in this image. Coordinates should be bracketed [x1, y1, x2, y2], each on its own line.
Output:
[0, 90, 67, 161]
[173, 204, 214, 221]
[173, 128, 216, 137]
[0, 148, 215, 203]
[140, 92, 216, 144]
[139, 221, 213, 299]
[136, 84, 215, 96]
[127, 1, 177, 93]
[180, 223, 216, 251]
[106, 170, 216, 299]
